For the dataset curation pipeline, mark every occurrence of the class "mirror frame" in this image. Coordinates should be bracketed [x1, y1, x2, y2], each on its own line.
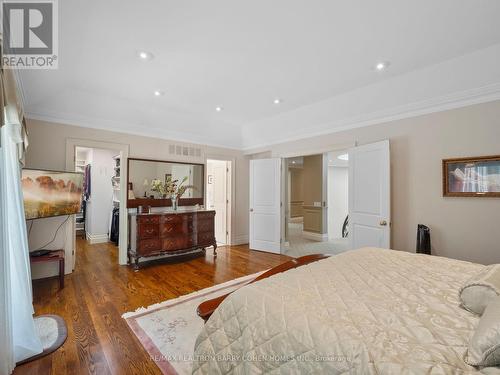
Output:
[126, 157, 205, 208]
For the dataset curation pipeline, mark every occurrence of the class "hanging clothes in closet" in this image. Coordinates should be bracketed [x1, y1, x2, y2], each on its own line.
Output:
[109, 207, 119, 245]
[83, 164, 91, 200]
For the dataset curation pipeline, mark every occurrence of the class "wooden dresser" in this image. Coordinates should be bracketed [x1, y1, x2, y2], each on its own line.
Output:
[128, 210, 217, 269]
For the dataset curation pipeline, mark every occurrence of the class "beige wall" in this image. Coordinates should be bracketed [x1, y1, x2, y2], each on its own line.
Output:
[301, 155, 325, 234]
[25, 119, 251, 252]
[26, 100, 500, 265]
[302, 155, 323, 205]
[255, 100, 500, 265]
[289, 167, 304, 218]
[289, 168, 304, 202]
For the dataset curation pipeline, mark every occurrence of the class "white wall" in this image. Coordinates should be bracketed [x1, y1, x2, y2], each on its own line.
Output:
[28, 215, 73, 279]
[327, 167, 348, 239]
[85, 148, 115, 242]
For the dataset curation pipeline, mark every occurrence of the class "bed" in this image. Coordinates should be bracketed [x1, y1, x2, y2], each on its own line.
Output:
[192, 248, 500, 374]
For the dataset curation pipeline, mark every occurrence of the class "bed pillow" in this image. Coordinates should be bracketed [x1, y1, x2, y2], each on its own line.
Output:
[460, 264, 500, 315]
[466, 296, 500, 367]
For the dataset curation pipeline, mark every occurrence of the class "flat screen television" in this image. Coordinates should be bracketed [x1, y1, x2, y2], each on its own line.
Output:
[21, 169, 84, 220]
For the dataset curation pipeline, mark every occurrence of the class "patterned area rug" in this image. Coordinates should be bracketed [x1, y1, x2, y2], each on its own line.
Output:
[123, 272, 264, 375]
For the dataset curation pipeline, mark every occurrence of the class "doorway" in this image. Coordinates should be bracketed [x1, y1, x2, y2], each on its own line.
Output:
[326, 150, 350, 251]
[66, 139, 129, 266]
[75, 146, 120, 246]
[281, 151, 351, 257]
[206, 159, 231, 246]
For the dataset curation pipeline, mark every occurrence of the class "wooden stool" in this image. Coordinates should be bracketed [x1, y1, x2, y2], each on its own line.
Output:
[30, 250, 65, 289]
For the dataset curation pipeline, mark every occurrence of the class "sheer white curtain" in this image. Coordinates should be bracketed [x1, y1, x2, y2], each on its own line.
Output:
[0, 70, 43, 373]
[0, 127, 14, 375]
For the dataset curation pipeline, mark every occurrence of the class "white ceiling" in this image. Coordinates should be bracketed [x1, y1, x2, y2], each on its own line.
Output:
[21, 0, 500, 150]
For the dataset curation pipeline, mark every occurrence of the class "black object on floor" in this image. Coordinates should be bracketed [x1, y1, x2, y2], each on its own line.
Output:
[416, 224, 431, 254]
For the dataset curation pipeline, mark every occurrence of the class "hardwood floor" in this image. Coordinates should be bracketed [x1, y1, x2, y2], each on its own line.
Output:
[14, 238, 291, 375]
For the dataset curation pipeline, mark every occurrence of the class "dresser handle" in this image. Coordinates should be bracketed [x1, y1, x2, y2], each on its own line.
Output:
[146, 229, 154, 234]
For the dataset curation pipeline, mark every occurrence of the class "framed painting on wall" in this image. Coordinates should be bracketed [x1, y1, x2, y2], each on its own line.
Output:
[443, 155, 500, 197]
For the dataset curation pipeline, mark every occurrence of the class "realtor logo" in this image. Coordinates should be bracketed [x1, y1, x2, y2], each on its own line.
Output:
[2, 0, 58, 69]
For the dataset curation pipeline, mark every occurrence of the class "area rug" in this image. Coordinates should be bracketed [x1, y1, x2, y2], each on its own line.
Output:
[17, 314, 68, 365]
[123, 271, 264, 375]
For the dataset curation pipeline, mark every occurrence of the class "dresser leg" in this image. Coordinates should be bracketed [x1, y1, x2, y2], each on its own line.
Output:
[134, 257, 139, 271]
[213, 243, 217, 257]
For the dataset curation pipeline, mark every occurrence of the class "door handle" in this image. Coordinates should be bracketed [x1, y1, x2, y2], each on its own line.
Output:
[250, 208, 254, 212]
[379, 220, 387, 226]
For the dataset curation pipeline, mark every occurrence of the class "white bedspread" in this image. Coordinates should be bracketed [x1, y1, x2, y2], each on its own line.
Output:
[192, 248, 500, 374]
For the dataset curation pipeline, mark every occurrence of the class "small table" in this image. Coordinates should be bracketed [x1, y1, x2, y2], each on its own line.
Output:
[30, 250, 65, 289]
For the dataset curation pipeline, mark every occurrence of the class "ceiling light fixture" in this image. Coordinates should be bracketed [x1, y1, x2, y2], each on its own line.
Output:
[375, 61, 389, 71]
[138, 51, 154, 60]
[154, 90, 164, 97]
[215, 106, 223, 112]
[337, 153, 349, 161]
[273, 98, 281, 104]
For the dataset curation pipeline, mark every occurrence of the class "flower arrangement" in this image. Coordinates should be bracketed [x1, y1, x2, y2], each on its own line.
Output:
[150, 176, 195, 208]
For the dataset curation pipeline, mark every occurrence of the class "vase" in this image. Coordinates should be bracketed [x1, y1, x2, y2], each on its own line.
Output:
[171, 196, 179, 210]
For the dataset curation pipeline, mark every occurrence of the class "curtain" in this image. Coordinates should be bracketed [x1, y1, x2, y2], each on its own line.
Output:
[0, 62, 43, 374]
[1, 121, 43, 365]
[0, 128, 14, 375]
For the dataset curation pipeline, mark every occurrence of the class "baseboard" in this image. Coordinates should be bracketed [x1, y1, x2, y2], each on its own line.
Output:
[302, 231, 328, 242]
[86, 233, 109, 244]
[232, 234, 249, 246]
[289, 216, 303, 223]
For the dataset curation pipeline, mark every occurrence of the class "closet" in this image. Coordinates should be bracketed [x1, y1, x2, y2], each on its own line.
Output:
[75, 147, 120, 245]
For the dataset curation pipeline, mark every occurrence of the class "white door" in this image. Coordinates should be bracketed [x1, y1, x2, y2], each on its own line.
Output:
[348, 140, 390, 249]
[208, 160, 228, 245]
[250, 158, 281, 253]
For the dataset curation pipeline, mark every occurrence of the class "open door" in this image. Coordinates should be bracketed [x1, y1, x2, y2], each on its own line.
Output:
[250, 158, 281, 253]
[207, 160, 228, 245]
[348, 140, 390, 249]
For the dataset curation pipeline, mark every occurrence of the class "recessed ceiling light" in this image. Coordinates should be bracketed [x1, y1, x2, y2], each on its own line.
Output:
[337, 153, 349, 161]
[215, 106, 223, 112]
[138, 51, 154, 60]
[273, 98, 282, 104]
[375, 61, 389, 71]
[154, 90, 164, 97]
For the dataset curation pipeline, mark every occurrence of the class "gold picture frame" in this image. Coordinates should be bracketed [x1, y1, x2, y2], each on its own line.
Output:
[442, 155, 500, 197]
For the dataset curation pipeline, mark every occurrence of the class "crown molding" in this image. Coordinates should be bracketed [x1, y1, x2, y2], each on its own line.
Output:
[242, 83, 500, 153]
[25, 110, 243, 151]
[27, 80, 500, 155]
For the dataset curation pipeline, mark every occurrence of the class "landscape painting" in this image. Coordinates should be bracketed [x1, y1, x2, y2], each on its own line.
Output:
[443, 155, 500, 197]
[21, 169, 84, 220]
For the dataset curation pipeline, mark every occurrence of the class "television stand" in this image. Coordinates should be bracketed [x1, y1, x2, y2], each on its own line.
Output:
[30, 250, 65, 289]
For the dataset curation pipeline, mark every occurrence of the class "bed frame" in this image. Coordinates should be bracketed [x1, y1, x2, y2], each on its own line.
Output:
[197, 254, 330, 322]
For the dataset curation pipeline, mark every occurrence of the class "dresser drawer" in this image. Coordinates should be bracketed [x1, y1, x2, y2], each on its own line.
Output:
[138, 224, 159, 238]
[196, 212, 215, 220]
[138, 215, 160, 225]
[198, 232, 215, 245]
[137, 238, 161, 255]
[163, 236, 195, 251]
[160, 222, 188, 236]
[162, 214, 185, 224]
[197, 219, 214, 233]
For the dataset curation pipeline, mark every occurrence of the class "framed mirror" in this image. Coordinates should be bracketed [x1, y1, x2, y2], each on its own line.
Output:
[127, 158, 205, 208]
